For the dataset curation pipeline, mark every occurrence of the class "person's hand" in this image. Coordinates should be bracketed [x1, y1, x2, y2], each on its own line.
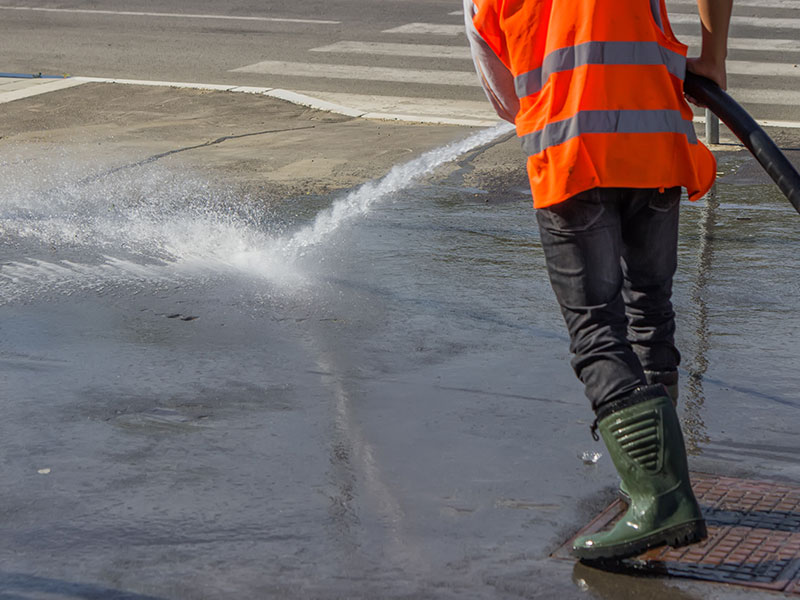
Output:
[685, 56, 727, 107]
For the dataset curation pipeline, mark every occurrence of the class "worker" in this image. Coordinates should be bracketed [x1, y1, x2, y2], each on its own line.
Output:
[464, 0, 732, 560]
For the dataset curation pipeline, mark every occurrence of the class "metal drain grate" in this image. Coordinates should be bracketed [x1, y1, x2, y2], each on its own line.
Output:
[553, 473, 800, 593]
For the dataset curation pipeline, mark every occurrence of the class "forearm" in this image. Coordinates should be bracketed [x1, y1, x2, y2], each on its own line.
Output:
[697, 0, 733, 65]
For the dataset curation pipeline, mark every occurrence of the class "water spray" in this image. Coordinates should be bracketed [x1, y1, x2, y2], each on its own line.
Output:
[0, 123, 514, 299]
[282, 122, 514, 252]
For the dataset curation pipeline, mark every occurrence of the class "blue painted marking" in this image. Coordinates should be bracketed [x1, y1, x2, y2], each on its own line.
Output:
[0, 72, 69, 79]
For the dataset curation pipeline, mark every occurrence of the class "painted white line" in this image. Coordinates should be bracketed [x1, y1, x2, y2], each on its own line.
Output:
[693, 115, 800, 129]
[751, 118, 800, 129]
[727, 60, 800, 77]
[230, 85, 274, 94]
[0, 6, 340, 25]
[383, 23, 465, 35]
[449, 10, 464, 16]
[310, 41, 471, 59]
[294, 90, 497, 120]
[362, 112, 497, 126]
[669, 0, 800, 10]
[678, 35, 800, 52]
[7, 74, 798, 130]
[669, 12, 800, 29]
[0, 77, 63, 91]
[74, 76, 237, 90]
[0, 78, 86, 104]
[231, 60, 480, 86]
[264, 89, 365, 117]
[729, 87, 800, 105]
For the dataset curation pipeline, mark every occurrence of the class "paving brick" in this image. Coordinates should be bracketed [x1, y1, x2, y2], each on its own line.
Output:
[553, 473, 800, 593]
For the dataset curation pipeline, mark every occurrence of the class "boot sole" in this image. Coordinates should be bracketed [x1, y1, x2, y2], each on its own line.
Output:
[573, 519, 707, 562]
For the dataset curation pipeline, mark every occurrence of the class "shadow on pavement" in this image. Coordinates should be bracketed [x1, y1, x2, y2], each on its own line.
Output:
[0, 572, 165, 600]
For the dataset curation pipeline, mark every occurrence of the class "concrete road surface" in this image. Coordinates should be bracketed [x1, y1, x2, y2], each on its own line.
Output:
[1, 2, 800, 598]
[0, 0, 799, 124]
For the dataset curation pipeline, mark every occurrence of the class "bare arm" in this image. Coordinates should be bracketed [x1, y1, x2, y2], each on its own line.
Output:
[687, 0, 733, 89]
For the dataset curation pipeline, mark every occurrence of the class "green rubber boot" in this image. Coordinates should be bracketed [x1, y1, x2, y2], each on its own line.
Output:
[619, 376, 678, 503]
[573, 385, 706, 561]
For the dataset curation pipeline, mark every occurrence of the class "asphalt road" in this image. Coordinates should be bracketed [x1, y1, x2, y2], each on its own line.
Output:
[1, 3, 800, 599]
[1, 82, 798, 599]
[0, 0, 799, 123]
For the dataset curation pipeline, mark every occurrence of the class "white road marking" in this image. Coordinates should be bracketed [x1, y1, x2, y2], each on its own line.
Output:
[727, 60, 800, 77]
[5, 75, 800, 128]
[382, 23, 465, 35]
[229, 86, 274, 94]
[669, 0, 800, 10]
[310, 41, 471, 59]
[231, 60, 480, 86]
[730, 87, 800, 105]
[264, 89, 365, 117]
[749, 118, 800, 128]
[294, 90, 497, 122]
[449, 10, 464, 15]
[0, 5, 340, 25]
[669, 12, 800, 29]
[678, 35, 800, 52]
[361, 112, 497, 126]
[692, 115, 800, 129]
[75, 76, 237, 90]
[0, 77, 86, 104]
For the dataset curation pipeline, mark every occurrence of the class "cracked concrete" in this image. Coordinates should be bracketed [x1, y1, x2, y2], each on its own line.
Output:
[0, 82, 489, 200]
[1, 80, 799, 600]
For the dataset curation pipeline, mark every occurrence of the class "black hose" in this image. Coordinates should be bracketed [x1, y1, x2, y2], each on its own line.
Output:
[684, 71, 800, 215]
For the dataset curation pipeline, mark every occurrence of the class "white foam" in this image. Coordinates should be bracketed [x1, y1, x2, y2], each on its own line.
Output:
[0, 123, 513, 301]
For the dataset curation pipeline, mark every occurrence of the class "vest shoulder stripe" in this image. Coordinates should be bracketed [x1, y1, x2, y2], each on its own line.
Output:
[521, 109, 698, 155]
[514, 41, 685, 99]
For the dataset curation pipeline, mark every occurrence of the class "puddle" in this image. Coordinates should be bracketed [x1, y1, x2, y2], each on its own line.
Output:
[0, 138, 797, 597]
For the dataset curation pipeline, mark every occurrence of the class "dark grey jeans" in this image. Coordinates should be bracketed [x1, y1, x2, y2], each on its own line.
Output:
[536, 187, 681, 411]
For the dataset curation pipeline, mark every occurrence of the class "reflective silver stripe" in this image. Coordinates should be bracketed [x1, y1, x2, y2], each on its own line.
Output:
[520, 109, 698, 155]
[651, 0, 664, 31]
[514, 41, 685, 98]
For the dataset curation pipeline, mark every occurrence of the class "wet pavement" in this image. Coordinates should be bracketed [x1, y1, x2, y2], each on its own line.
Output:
[0, 84, 799, 599]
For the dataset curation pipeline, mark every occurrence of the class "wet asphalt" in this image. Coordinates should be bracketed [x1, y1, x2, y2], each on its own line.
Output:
[1, 86, 799, 599]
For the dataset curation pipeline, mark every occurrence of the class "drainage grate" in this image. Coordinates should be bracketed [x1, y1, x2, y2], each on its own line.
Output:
[553, 473, 800, 593]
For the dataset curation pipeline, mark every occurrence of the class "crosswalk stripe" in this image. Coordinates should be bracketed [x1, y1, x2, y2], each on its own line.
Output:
[727, 60, 800, 77]
[678, 35, 800, 51]
[669, 12, 800, 28]
[294, 90, 498, 123]
[311, 37, 799, 60]
[382, 23, 465, 35]
[310, 41, 471, 59]
[0, 5, 340, 24]
[730, 87, 800, 105]
[231, 60, 480, 86]
[310, 39, 799, 67]
[669, 0, 800, 10]
[0, 78, 86, 104]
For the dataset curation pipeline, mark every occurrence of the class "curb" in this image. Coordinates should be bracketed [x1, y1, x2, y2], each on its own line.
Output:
[3, 74, 800, 131]
[0, 77, 87, 104]
[1, 74, 501, 127]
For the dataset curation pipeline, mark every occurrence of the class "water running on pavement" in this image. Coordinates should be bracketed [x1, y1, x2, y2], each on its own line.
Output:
[0, 123, 513, 302]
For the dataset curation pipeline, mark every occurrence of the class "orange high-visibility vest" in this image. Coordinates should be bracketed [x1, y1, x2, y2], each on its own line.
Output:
[470, 0, 716, 208]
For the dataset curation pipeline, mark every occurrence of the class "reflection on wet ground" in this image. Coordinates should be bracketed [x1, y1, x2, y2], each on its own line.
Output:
[0, 143, 798, 598]
[682, 185, 717, 454]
